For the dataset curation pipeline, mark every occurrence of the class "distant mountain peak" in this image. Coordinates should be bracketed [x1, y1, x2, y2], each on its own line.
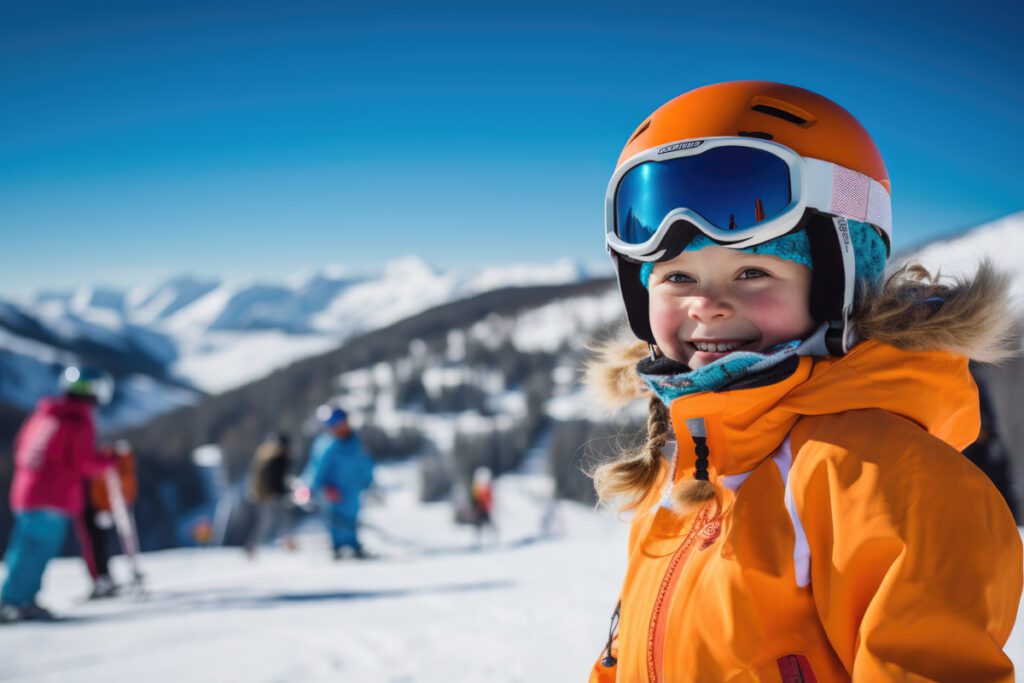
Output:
[383, 255, 439, 279]
[69, 285, 126, 314]
[286, 264, 358, 290]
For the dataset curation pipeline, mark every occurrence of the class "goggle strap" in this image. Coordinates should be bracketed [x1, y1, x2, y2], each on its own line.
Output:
[806, 158, 892, 240]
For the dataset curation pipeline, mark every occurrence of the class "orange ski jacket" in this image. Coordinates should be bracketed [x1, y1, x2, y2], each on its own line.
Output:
[591, 340, 1021, 682]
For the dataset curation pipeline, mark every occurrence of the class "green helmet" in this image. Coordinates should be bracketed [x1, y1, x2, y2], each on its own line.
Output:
[59, 366, 114, 405]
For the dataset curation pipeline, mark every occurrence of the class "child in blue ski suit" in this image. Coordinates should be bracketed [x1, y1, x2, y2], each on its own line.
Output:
[300, 406, 374, 558]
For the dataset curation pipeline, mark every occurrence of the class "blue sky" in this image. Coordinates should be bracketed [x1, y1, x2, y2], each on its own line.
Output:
[2, 0, 1022, 298]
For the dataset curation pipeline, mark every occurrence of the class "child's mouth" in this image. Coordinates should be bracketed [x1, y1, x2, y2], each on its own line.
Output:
[685, 338, 758, 360]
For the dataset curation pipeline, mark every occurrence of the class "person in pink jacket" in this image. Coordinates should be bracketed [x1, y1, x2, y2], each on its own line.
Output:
[1, 367, 114, 623]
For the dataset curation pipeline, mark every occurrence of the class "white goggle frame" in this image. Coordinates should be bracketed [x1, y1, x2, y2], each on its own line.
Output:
[604, 136, 892, 262]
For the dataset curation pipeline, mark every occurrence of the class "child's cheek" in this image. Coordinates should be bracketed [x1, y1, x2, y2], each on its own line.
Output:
[744, 289, 813, 343]
[649, 294, 692, 364]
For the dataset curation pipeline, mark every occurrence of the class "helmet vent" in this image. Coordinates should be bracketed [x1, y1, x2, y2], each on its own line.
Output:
[751, 104, 807, 125]
[627, 119, 651, 144]
[748, 96, 817, 127]
[738, 131, 774, 140]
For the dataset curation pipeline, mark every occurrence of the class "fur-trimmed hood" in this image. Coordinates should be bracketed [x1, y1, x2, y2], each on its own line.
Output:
[587, 260, 1018, 410]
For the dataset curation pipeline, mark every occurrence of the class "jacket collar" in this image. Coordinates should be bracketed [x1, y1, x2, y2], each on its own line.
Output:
[667, 340, 980, 477]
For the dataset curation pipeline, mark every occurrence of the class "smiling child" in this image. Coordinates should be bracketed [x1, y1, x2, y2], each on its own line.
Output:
[587, 81, 1022, 682]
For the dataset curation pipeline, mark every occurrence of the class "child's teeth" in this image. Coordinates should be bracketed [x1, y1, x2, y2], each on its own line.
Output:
[696, 341, 743, 352]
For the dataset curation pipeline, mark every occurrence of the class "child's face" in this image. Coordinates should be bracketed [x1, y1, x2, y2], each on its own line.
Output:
[648, 246, 816, 369]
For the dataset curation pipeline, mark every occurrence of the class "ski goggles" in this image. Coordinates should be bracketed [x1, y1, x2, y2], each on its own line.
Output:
[605, 137, 891, 261]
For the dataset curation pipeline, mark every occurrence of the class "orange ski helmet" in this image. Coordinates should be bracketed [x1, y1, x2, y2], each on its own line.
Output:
[616, 81, 889, 190]
[607, 81, 892, 352]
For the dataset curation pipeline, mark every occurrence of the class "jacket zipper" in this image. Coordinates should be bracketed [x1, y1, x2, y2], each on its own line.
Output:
[646, 504, 711, 683]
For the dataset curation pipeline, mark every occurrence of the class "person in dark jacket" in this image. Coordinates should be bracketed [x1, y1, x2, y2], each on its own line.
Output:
[244, 432, 295, 557]
[1, 367, 114, 623]
[964, 368, 1017, 519]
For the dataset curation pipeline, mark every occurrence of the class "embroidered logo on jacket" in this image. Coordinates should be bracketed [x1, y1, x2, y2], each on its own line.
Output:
[698, 520, 721, 550]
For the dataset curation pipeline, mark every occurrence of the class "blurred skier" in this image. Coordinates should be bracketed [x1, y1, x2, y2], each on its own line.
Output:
[244, 432, 296, 557]
[295, 406, 374, 559]
[1, 367, 115, 623]
[470, 466, 497, 546]
[964, 371, 1017, 518]
[80, 439, 138, 598]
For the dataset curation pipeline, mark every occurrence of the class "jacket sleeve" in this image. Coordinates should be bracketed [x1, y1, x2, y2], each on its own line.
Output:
[305, 446, 329, 491]
[75, 420, 113, 478]
[120, 454, 138, 505]
[790, 412, 1022, 682]
[588, 599, 620, 683]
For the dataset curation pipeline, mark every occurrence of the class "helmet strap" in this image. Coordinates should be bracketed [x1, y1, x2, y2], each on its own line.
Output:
[805, 211, 856, 355]
[832, 216, 857, 354]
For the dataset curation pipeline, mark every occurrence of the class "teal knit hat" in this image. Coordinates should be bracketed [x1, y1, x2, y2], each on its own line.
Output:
[640, 220, 886, 293]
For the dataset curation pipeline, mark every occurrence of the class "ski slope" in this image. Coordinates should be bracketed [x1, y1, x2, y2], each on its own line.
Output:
[3, 462, 1023, 682]
[0, 464, 629, 683]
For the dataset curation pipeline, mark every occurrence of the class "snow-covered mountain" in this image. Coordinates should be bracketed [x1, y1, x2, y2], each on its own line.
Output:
[906, 209, 1024, 306]
[0, 298, 196, 431]
[124, 276, 221, 326]
[0, 257, 607, 427]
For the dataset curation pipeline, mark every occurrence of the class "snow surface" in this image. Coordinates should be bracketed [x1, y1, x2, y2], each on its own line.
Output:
[0, 464, 629, 683]
[3, 462, 1024, 682]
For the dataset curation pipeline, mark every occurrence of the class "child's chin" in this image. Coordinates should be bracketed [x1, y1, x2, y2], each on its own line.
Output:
[687, 354, 713, 370]
[687, 348, 745, 369]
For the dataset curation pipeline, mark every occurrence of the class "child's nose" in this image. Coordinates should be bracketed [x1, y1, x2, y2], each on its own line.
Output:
[687, 293, 733, 321]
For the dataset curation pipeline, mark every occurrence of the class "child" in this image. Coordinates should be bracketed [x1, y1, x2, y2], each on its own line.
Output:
[470, 466, 497, 546]
[587, 82, 1022, 681]
[1, 367, 115, 622]
[80, 439, 138, 598]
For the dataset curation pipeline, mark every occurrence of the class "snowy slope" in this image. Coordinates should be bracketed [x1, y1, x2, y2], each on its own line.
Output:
[0, 464, 629, 683]
[2, 461, 1023, 682]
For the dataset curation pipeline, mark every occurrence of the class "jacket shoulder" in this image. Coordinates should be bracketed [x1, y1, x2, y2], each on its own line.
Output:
[789, 409, 1011, 517]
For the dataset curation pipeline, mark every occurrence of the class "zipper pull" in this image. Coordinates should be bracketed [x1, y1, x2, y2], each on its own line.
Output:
[685, 417, 710, 481]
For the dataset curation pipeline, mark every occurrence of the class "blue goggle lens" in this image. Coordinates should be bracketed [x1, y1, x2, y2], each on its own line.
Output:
[615, 146, 792, 245]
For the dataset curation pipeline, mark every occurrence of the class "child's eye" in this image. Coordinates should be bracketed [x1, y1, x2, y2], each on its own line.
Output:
[737, 268, 768, 280]
[666, 272, 696, 284]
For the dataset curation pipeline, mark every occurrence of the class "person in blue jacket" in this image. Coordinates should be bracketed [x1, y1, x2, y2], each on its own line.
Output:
[298, 405, 374, 559]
